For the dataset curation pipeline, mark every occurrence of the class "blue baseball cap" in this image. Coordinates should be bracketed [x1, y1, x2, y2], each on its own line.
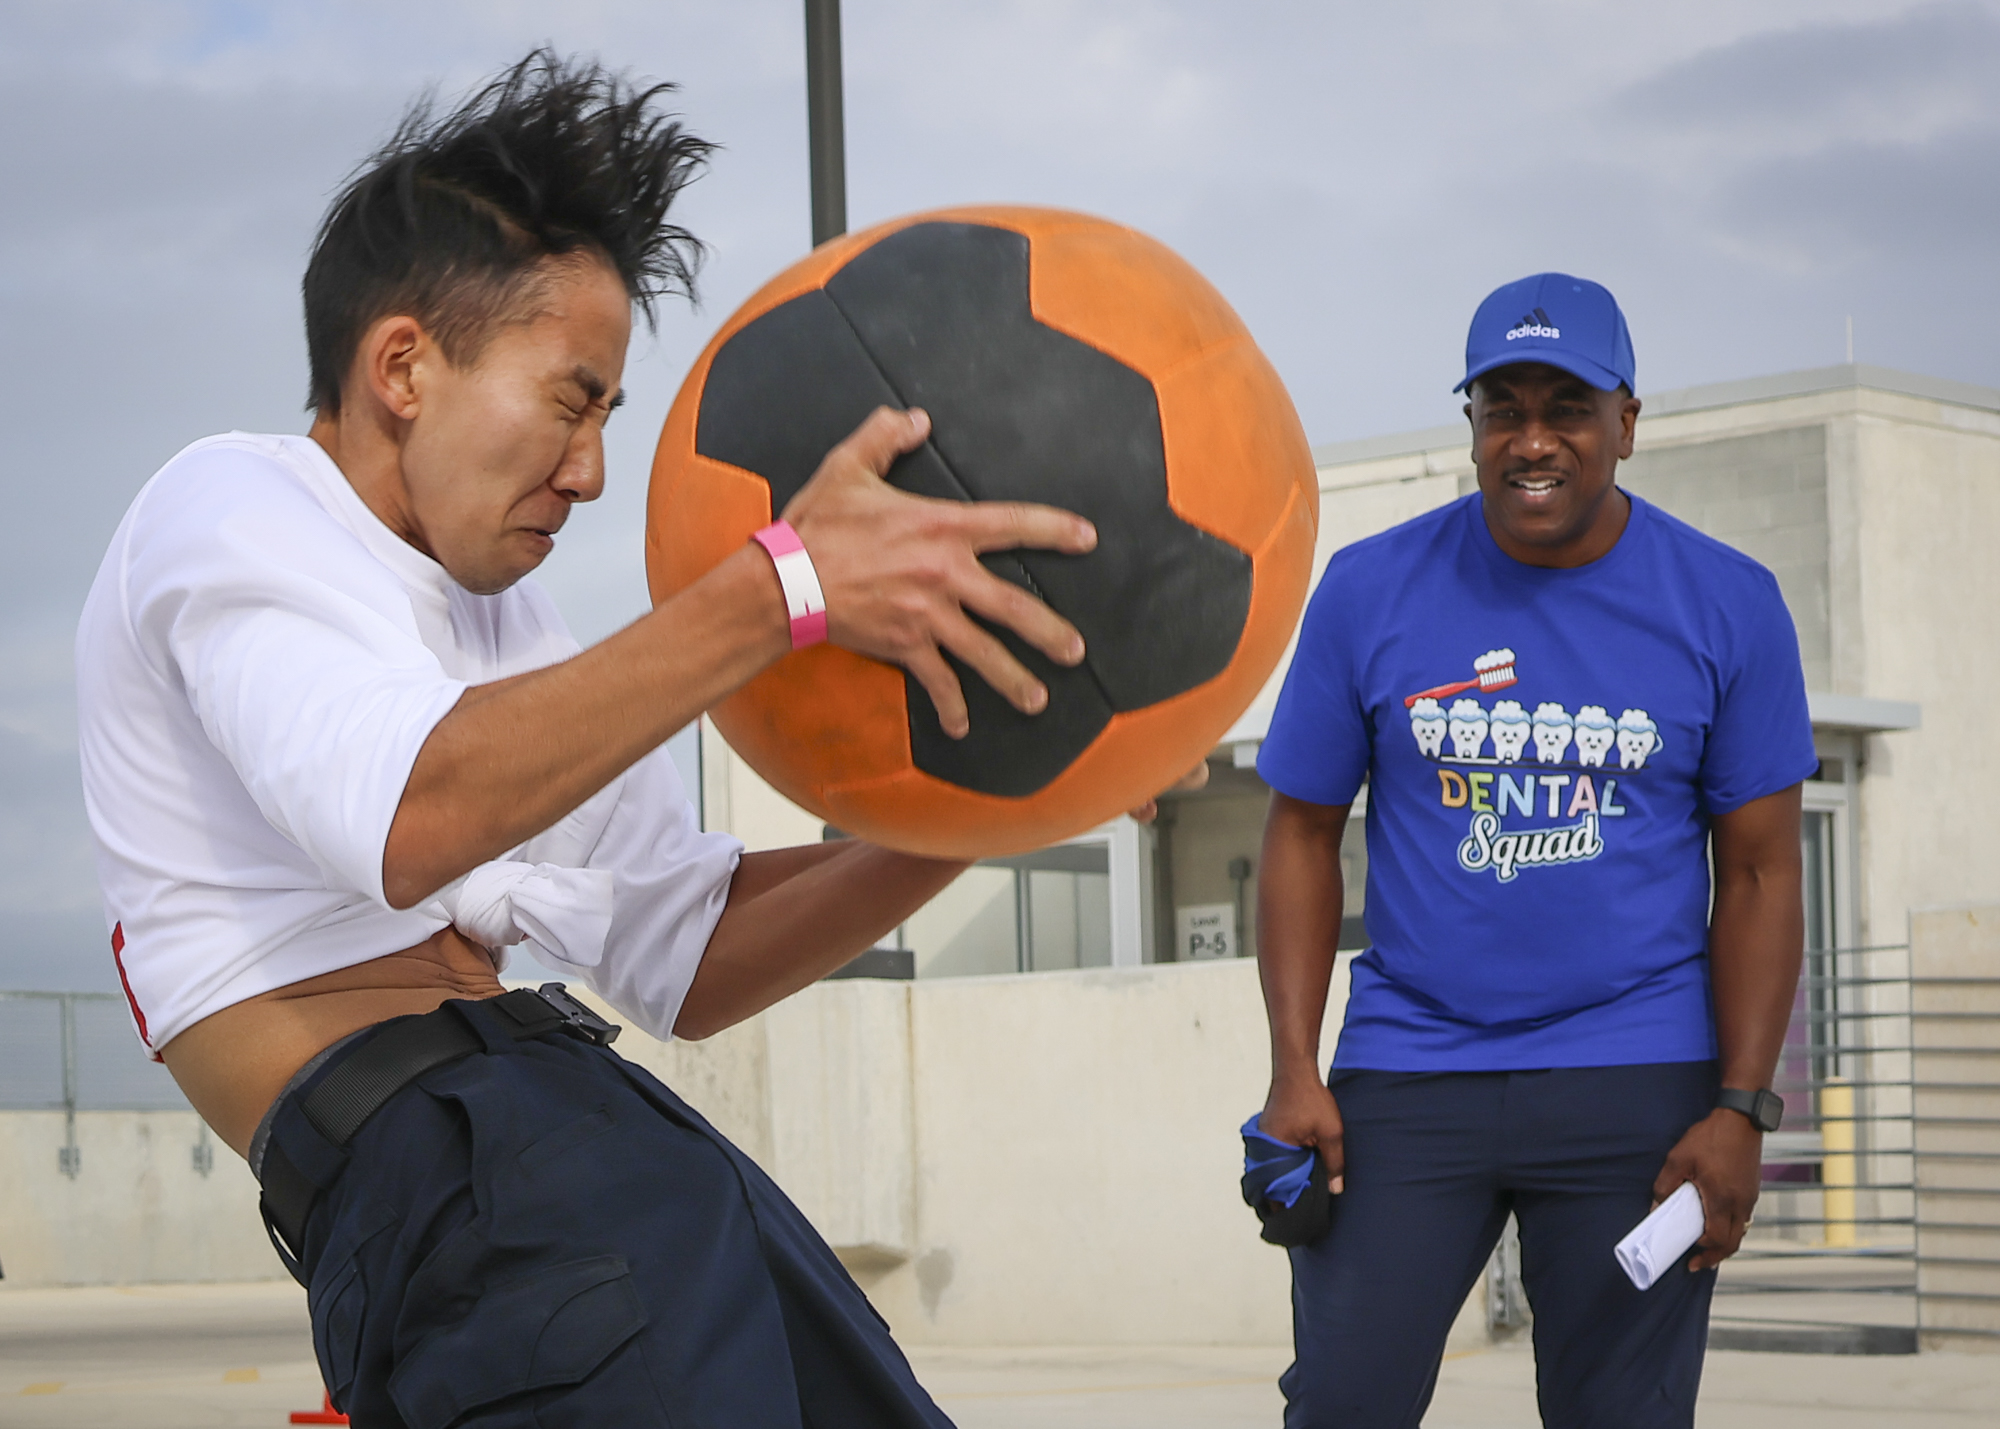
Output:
[1454, 273, 1635, 394]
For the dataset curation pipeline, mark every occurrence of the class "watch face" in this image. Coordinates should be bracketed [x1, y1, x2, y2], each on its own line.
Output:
[1721, 1088, 1785, 1132]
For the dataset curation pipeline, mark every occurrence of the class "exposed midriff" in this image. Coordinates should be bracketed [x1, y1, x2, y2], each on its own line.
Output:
[160, 927, 505, 1159]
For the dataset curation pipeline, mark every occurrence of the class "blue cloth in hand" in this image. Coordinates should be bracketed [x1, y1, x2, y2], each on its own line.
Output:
[1241, 1114, 1332, 1247]
[1241, 1115, 1316, 1209]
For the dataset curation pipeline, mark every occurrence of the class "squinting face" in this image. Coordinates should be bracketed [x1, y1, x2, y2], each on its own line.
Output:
[1465, 364, 1637, 562]
[396, 256, 632, 594]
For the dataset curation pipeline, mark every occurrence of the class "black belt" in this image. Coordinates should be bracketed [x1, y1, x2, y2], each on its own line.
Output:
[259, 984, 620, 1277]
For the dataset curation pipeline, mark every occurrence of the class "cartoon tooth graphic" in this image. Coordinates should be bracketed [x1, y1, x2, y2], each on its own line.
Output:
[1531, 702, 1574, 764]
[1447, 698, 1489, 759]
[1615, 709, 1662, 770]
[1573, 705, 1617, 768]
[1488, 700, 1531, 762]
[1409, 697, 1447, 758]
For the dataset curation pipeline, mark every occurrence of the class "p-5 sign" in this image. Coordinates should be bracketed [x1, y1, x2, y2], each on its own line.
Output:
[1177, 903, 1236, 961]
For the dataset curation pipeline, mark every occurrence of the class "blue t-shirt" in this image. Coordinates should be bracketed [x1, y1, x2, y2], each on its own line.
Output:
[1257, 492, 1816, 1071]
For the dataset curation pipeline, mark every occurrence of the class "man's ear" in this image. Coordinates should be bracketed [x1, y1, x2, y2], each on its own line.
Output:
[357, 314, 429, 423]
[1617, 394, 1642, 460]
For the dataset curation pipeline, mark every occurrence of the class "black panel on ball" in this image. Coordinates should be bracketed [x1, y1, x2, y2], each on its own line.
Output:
[696, 290, 966, 506]
[695, 288, 1114, 788]
[827, 224, 1252, 712]
[904, 610, 1118, 798]
[694, 221, 1253, 798]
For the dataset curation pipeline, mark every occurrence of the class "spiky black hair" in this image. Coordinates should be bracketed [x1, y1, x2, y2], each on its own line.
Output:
[303, 50, 712, 413]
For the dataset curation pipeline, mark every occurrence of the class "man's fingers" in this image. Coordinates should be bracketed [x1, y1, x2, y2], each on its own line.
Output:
[962, 499, 1098, 558]
[937, 612, 1048, 717]
[1652, 1156, 1692, 1207]
[959, 567, 1085, 667]
[1689, 1189, 1747, 1271]
[903, 647, 970, 740]
[835, 406, 931, 480]
[1691, 1235, 1741, 1272]
[1129, 763, 1212, 822]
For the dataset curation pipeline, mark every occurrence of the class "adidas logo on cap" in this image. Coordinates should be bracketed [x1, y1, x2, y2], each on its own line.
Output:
[1505, 307, 1559, 341]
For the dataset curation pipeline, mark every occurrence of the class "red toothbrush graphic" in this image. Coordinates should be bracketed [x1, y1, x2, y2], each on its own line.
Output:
[1403, 649, 1518, 708]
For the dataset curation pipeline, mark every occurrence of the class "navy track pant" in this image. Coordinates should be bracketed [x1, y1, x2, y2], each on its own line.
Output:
[268, 1002, 953, 1428]
[1282, 1062, 1719, 1429]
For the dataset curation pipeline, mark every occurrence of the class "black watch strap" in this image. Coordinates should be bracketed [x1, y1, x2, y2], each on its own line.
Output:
[1717, 1087, 1784, 1133]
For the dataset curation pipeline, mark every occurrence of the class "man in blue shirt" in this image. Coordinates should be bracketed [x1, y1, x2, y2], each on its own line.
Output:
[1255, 274, 1814, 1428]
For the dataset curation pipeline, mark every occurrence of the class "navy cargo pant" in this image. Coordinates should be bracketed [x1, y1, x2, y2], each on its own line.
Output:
[267, 1001, 953, 1428]
[1283, 1062, 1719, 1429]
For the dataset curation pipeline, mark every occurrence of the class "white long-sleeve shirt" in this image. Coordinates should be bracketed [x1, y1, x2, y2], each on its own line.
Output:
[76, 431, 742, 1054]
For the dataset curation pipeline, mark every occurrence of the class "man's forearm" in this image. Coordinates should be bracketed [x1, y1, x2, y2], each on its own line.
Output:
[383, 546, 789, 907]
[674, 842, 969, 1039]
[1258, 794, 1350, 1083]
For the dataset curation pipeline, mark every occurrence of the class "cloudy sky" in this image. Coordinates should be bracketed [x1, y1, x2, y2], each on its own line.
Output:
[4, 0, 1997, 993]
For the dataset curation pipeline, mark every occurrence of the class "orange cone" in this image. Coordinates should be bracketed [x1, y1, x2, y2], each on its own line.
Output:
[289, 1388, 349, 1424]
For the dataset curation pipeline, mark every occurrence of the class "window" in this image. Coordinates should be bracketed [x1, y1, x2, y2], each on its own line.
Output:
[895, 838, 1112, 978]
[1798, 733, 1860, 1086]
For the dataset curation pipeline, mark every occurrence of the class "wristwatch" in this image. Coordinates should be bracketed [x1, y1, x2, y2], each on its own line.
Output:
[1717, 1087, 1784, 1133]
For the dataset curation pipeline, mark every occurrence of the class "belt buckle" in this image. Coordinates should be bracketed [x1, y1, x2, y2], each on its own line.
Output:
[534, 983, 622, 1047]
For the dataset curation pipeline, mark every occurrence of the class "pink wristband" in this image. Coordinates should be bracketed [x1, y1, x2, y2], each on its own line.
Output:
[751, 520, 828, 650]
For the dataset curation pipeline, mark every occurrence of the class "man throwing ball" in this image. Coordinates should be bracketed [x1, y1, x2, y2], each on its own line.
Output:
[77, 54, 1108, 1426]
[1254, 274, 1815, 1427]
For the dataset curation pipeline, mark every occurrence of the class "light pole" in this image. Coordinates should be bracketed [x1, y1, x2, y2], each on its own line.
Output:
[804, 0, 847, 246]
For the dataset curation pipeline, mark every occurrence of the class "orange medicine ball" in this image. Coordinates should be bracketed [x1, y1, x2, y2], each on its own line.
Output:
[647, 205, 1318, 858]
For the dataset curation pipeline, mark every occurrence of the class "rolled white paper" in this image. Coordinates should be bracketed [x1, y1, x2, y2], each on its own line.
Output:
[1614, 1181, 1706, 1291]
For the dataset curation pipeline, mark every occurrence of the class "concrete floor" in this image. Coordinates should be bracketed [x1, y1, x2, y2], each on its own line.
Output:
[3, 1281, 1998, 1428]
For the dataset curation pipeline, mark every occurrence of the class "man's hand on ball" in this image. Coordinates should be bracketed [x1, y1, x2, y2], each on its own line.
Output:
[1128, 762, 1210, 823]
[784, 406, 1097, 739]
[1653, 1107, 1763, 1271]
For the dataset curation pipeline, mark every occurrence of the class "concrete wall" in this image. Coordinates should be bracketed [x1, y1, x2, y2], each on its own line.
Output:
[603, 959, 1351, 1345]
[599, 958, 1492, 1350]
[1841, 409, 2000, 948]
[0, 1111, 279, 1288]
[1620, 424, 1832, 692]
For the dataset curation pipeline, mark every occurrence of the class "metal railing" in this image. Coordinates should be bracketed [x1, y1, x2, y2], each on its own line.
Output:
[1473, 943, 1994, 1354]
[1714, 944, 1920, 1352]
[1709, 944, 2000, 1352]
[0, 991, 200, 1179]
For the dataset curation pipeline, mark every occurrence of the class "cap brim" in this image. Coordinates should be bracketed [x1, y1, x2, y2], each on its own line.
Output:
[1454, 347, 1628, 394]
